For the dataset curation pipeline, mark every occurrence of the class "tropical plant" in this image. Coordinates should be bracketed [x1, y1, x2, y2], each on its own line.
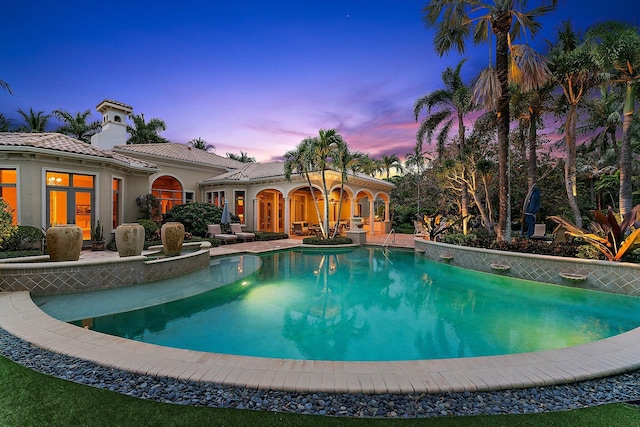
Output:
[548, 21, 604, 228]
[53, 109, 102, 143]
[284, 129, 347, 239]
[422, 0, 558, 241]
[405, 142, 429, 216]
[0, 114, 12, 132]
[549, 204, 640, 261]
[0, 199, 17, 250]
[16, 107, 50, 132]
[380, 154, 403, 180]
[91, 220, 104, 243]
[414, 58, 476, 233]
[588, 21, 640, 217]
[0, 79, 11, 94]
[187, 137, 215, 152]
[126, 113, 169, 144]
[226, 151, 256, 163]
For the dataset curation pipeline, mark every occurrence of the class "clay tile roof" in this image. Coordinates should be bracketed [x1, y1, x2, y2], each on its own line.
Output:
[202, 161, 285, 182]
[114, 143, 244, 169]
[97, 99, 133, 110]
[0, 132, 157, 169]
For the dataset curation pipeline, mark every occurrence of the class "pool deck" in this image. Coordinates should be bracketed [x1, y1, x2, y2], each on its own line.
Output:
[2, 235, 640, 394]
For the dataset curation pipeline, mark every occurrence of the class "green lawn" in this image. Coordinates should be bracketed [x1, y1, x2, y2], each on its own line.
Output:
[2, 355, 639, 427]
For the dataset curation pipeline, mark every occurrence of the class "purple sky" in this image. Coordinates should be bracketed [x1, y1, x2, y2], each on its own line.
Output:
[1, 1, 638, 161]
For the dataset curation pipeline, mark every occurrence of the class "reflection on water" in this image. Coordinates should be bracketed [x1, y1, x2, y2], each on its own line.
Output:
[46, 248, 640, 361]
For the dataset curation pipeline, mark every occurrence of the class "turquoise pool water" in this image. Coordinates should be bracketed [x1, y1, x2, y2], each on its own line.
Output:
[38, 248, 640, 361]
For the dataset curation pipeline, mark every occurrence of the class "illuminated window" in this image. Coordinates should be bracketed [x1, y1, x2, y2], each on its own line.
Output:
[112, 178, 122, 229]
[205, 190, 225, 207]
[46, 171, 95, 239]
[151, 175, 183, 214]
[0, 169, 17, 224]
[235, 191, 245, 224]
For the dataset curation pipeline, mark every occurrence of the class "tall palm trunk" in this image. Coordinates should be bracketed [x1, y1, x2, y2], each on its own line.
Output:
[565, 104, 582, 228]
[495, 19, 512, 240]
[619, 82, 636, 216]
[527, 109, 539, 189]
[458, 110, 469, 234]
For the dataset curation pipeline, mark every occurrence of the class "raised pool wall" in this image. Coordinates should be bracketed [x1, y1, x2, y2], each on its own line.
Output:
[415, 238, 640, 296]
[0, 242, 211, 296]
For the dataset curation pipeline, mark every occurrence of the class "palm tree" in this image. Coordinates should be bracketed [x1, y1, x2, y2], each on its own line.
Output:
[414, 59, 475, 233]
[126, 113, 169, 144]
[581, 88, 622, 162]
[284, 139, 326, 237]
[226, 151, 256, 163]
[380, 154, 404, 180]
[354, 154, 383, 177]
[422, 0, 558, 240]
[510, 80, 554, 190]
[16, 108, 50, 132]
[284, 129, 346, 238]
[0, 114, 12, 131]
[53, 109, 101, 143]
[588, 22, 640, 216]
[188, 137, 215, 152]
[0, 79, 11, 94]
[548, 21, 603, 228]
[405, 142, 428, 216]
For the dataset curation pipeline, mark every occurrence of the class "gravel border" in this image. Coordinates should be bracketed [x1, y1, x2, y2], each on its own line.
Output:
[2, 328, 640, 418]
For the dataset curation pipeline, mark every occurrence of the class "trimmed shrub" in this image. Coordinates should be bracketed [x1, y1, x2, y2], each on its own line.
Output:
[0, 250, 43, 259]
[136, 219, 159, 241]
[164, 202, 238, 237]
[302, 236, 353, 245]
[254, 232, 289, 241]
[1, 225, 44, 251]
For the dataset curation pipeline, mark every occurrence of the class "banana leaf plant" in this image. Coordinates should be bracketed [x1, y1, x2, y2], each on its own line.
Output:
[549, 205, 640, 261]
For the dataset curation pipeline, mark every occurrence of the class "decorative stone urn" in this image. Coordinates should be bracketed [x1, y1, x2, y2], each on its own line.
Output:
[115, 223, 145, 257]
[161, 222, 184, 255]
[46, 224, 83, 262]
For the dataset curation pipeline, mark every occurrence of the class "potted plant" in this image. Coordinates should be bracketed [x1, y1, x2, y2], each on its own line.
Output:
[91, 219, 105, 251]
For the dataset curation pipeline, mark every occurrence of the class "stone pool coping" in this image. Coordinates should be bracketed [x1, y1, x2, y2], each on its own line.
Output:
[2, 290, 640, 394]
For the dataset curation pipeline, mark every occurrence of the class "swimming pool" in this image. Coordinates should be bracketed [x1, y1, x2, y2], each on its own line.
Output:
[35, 247, 640, 362]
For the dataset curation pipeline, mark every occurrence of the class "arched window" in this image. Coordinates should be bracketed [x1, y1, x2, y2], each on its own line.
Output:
[152, 175, 183, 214]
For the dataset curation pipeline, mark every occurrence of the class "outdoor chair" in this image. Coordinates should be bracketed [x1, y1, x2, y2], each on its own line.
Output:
[292, 221, 310, 236]
[530, 224, 553, 242]
[230, 223, 255, 242]
[206, 224, 237, 244]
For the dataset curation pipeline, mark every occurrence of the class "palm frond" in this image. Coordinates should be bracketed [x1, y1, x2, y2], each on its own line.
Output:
[472, 66, 501, 111]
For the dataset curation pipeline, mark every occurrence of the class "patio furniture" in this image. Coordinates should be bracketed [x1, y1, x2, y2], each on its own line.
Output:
[230, 223, 255, 242]
[206, 224, 237, 244]
[530, 224, 553, 242]
[292, 221, 310, 236]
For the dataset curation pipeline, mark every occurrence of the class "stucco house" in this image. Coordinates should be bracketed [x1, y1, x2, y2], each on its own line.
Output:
[0, 100, 393, 242]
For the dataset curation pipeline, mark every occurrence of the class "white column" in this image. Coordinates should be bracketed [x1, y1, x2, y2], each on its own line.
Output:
[369, 199, 375, 235]
[284, 196, 290, 236]
[252, 198, 259, 231]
